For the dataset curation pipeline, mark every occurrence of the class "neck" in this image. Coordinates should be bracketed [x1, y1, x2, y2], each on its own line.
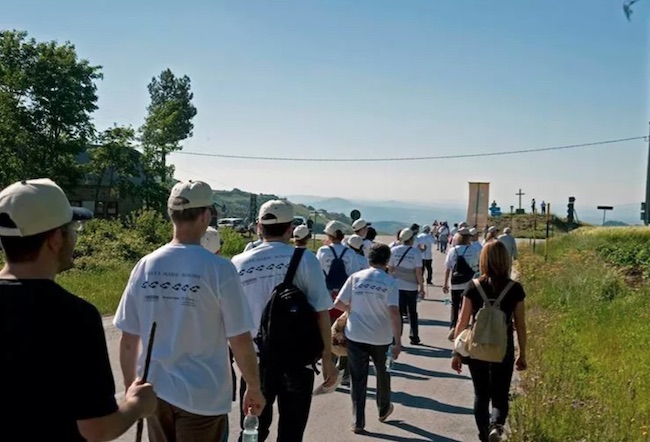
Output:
[171, 226, 203, 245]
[263, 236, 289, 244]
[0, 261, 57, 280]
[370, 263, 386, 270]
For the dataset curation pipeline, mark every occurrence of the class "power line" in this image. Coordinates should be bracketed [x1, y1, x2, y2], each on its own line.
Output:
[171, 136, 647, 163]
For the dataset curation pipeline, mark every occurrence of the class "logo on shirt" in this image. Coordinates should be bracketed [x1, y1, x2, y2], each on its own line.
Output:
[140, 281, 201, 293]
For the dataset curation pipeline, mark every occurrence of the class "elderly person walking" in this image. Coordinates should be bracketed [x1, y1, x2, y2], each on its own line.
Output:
[334, 243, 402, 434]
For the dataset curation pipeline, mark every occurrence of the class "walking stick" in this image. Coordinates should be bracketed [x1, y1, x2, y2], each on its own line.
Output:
[135, 321, 157, 442]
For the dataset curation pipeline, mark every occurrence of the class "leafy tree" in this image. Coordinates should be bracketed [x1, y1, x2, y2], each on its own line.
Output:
[86, 125, 140, 205]
[0, 30, 102, 187]
[140, 68, 197, 208]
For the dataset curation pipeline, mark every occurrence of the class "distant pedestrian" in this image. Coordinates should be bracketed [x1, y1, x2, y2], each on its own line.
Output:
[438, 222, 450, 253]
[334, 243, 402, 433]
[451, 241, 528, 442]
[469, 227, 483, 255]
[416, 225, 434, 285]
[498, 227, 518, 262]
[0, 178, 157, 441]
[347, 234, 370, 271]
[293, 224, 312, 248]
[351, 219, 374, 258]
[388, 228, 425, 345]
[540, 201, 546, 216]
[531, 198, 536, 215]
[388, 229, 401, 248]
[483, 226, 498, 244]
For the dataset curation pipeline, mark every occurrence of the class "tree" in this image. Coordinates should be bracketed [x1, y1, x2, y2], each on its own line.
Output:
[86, 125, 140, 205]
[140, 69, 197, 207]
[0, 30, 102, 187]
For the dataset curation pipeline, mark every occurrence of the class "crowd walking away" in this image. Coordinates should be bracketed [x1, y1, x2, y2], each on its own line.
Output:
[0, 175, 528, 442]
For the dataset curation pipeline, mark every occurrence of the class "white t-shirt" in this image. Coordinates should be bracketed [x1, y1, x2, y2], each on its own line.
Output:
[362, 239, 374, 257]
[388, 244, 422, 291]
[352, 251, 369, 272]
[416, 233, 434, 260]
[316, 243, 359, 279]
[231, 242, 332, 340]
[243, 238, 263, 252]
[113, 244, 254, 416]
[445, 244, 481, 291]
[469, 240, 483, 256]
[335, 268, 400, 346]
[388, 240, 400, 249]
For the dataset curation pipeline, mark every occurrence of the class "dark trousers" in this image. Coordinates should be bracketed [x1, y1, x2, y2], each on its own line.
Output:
[450, 289, 463, 329]
[238, 366, 315, 442]
[467, 348, 515, 442]
[422, 259, 433, 284]
[147, 398, 227, 442]
[347, 339, 391, 429]
[399, 290, 419, 342]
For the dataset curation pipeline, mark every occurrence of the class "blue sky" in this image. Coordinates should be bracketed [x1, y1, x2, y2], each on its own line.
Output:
[3, 0, 649, 215]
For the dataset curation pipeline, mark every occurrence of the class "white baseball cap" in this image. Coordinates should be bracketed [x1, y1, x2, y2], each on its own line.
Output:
[352, 219, 370, 231]
[347, 234, 364, 250]
[399, 228, 414, 242]
[488, 226, 498, 233]
[324, 220, 346, 237]
[469, 227, 478, 236]
[459, 222, 469, 228]
[168, 180, 214, 210]
[293, 224, 310, 240]
[0, 178, 93, 237]
[201, 226, 221, 253]
[259, 200, 294, 225]
[458, 227, 471, 236]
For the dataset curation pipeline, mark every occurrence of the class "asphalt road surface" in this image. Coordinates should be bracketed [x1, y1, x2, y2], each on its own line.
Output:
[109, 236, 478, 442]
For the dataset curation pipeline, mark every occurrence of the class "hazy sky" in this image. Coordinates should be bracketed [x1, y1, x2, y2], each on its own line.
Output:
[4, 0, 649, 211]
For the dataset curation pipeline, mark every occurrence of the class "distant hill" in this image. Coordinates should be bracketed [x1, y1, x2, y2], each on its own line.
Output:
[212, 188, 352, 232]
[285, 195, 466, 227]
[603, 220, 629, 227]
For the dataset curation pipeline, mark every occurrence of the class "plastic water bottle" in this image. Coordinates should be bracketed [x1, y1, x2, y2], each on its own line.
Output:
[385, 346, 394, 373]
[243, 410, 259, 442]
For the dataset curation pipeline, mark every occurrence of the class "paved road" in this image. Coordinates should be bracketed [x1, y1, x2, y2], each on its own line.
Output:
[109, 236, 477, 442]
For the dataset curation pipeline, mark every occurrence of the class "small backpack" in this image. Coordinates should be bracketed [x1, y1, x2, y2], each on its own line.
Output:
[254, 247, 324, 372]
[466, 279, 515, 363]
[324, 246, 349, 291]
[451, 247, 474, 285]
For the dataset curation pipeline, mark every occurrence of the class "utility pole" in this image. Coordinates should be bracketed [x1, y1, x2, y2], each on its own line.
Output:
[645, 122, 650, 225]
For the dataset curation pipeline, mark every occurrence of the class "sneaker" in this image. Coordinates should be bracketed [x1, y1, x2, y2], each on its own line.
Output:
[341, 375, 350, 386]
[488, 425, 504, 442]
[351, 426, 364, 434]
[410, 338, 421, 345]
[447, 328, 455, 342]
[379, 403, 394, 422]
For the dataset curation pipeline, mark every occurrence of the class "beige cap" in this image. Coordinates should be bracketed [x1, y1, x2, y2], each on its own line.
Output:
[293, 224, 310, 240]
[399, 228, 414, 242]
[459, 222, 469, 228]
[458, 227, 471, 236]
[469, 227, 478, 236]
[168, 180, 214, 210]
[488, 226, 498, 233]
[0, 178, 93, 237]
[352, 219, 370, 231]
[259, 200, 294, 225]
[201, 226, 221, 253]
[324, 220, 346, 237]
[347, 234, 364, 250]
[504, 227, 512, 234]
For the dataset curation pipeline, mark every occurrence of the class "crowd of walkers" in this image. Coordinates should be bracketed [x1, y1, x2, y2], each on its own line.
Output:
[0, 177, 526, 442]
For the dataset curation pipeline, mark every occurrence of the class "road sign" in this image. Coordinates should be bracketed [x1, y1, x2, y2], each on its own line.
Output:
[350, 209, 361, 221]
[597, 206, 614, 210]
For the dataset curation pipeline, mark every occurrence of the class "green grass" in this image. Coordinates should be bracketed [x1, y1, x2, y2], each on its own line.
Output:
[57, 264, 133, 315]
[509, 227, 650, 441]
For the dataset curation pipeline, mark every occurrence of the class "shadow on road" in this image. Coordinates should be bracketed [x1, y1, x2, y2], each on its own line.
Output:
[405, 345, 453, 359]
[393, 363, 470, 380]
[418, 318, 451, 328]
[363, 388, 474, 415]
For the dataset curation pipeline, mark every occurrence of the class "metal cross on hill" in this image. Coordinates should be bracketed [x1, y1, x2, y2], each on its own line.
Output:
[516, 188, 525, 210]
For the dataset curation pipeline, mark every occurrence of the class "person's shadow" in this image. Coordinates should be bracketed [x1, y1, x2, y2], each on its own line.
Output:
[356, 421, 463, 442]
[364, 388, 473, 415]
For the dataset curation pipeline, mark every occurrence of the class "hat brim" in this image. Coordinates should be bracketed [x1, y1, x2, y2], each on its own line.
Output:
[72, 207, 94, 221]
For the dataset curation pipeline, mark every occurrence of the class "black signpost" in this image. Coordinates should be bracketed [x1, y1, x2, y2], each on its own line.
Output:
[597, 205, 614, 226]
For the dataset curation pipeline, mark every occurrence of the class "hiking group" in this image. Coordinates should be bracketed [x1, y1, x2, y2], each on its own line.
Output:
[1, 178, 527, 442]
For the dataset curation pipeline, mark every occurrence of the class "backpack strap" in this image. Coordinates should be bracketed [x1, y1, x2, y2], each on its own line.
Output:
[284, 247, 306, 285]
[328, 245, 339, 260]
[472, 279, 515, 308]
[396, 246, 412, 267]
[339, 247, 348, 259]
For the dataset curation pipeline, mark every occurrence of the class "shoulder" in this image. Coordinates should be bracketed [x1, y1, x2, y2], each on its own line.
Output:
[54, 284, 102, 325]
[509, 280, 526, 300]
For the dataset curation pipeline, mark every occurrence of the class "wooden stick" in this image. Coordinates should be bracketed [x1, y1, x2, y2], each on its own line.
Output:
[135, 321, 157, 442]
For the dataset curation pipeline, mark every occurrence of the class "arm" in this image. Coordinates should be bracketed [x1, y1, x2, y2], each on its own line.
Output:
[443, 268, 451, 294]
[119, 331, 140, 390]
[389, 306, 402, 348]
[78, 396, 151, 442]
[415, 265, 424, 296]
[228, 332, 261, 391]
[451, 297, 473, 374]
[513, 300, 527, 370]
[334, 299, 350, 312]
[317, 310, 338, 387]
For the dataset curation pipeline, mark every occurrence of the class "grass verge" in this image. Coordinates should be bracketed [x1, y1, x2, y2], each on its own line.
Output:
[508, 227, 650, 441]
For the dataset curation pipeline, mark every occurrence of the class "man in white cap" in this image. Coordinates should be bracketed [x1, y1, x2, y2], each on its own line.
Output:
[388, 228, 425, 345]
[115, 180, 265, 442]
[351, 218, 374, 257]
[201, 226, 222, 254]
[293, 224, 311, 248]
[483, 225, 498, 244]
[468, 227, 483, 255]
[416, 225, 434, 285]
[317, 220, 360, 385]
[231, 200, 337, 441]
[0, 178, 157, 441]
[346, 234, 369, 271]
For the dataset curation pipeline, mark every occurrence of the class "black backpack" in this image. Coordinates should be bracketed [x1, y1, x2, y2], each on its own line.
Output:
[451, 247, 474, 285]
[324, 246, 349, 291]
[254, 247, 324, 372]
